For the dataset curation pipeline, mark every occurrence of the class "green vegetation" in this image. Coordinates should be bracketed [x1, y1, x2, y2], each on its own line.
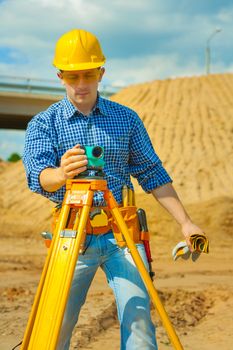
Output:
[7, 153, 22, 162]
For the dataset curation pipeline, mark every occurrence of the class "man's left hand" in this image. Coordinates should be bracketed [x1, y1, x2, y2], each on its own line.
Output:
[181, 221, 205, 252]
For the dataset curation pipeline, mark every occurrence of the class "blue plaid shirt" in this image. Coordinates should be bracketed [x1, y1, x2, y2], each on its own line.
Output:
[23, 94, 172, 205]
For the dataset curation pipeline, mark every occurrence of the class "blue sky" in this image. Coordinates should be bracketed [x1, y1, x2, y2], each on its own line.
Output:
[0, 0, 232, 159]
[0, 0, 232, 85]
[0, 129, 25, 160]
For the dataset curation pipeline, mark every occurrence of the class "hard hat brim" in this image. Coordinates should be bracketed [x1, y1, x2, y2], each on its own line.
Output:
[53, 60, 105, 71]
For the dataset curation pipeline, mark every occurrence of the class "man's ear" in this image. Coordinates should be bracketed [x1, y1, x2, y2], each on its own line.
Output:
[57, 72, 65, 85]
[99, 67, 105, 82]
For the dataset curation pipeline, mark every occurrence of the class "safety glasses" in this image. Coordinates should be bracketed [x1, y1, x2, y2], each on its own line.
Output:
[60, 69, 101, 84]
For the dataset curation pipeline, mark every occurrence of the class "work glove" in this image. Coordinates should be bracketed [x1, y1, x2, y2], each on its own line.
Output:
[172, 234, 209, 262]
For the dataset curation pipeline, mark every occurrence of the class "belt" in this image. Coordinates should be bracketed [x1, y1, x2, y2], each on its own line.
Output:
[52, 205, 143, 243]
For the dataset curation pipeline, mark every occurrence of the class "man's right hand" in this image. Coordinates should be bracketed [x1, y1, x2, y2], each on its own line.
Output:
[39, 144, 88, 193]
[59, 144, 88, 181]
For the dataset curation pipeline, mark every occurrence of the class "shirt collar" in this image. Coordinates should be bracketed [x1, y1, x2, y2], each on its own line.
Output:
[61, 92, 111, 119]
[96, 93, 112, 117]
[61, 96, 77, 119]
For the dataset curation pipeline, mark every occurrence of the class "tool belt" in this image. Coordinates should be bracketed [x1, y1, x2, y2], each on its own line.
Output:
[51, 206, 110, 234]
[51, 205, 145, 246]
[109, 206, 143, 247]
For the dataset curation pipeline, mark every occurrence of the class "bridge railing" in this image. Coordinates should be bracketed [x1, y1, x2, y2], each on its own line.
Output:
[0, 75, 122, 98]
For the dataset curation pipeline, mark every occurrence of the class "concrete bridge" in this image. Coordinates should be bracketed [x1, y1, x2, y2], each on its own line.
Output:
[0, 76, 119, 129]
[0, 90, 63, 129]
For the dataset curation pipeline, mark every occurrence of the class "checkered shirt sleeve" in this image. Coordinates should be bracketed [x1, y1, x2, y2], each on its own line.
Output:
[128, 115, 172, 192]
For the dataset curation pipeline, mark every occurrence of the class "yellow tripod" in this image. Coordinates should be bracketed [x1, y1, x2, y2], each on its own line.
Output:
[21, 177, 184, 350]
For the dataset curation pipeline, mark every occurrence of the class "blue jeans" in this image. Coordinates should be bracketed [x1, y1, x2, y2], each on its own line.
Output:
[57, 231, 158, 350]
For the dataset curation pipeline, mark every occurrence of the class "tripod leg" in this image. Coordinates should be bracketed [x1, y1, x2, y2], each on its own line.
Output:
[107, 193, 183, 350]
[21, 189, 93, 350]
[20, 203, 70, 349]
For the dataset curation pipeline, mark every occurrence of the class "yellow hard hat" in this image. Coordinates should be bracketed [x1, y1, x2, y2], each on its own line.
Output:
[53, 29, 106, 71]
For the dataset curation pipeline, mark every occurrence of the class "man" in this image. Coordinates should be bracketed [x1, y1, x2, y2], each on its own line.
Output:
[23, 29, 203, 349]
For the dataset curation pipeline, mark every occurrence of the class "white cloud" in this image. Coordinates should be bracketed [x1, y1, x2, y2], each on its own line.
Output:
[104, 54, 201, 86]
[0, 0, 232, 86]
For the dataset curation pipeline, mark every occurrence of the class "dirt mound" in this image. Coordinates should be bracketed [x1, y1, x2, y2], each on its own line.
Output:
[0, 160, 52, 237]
[184, 196, 233, 239]
[111, 73, 233, 204]
[135, 193, 233, 243]
[0, 160, 10, 174]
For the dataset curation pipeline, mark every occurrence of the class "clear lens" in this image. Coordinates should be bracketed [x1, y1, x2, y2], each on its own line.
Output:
[92, 146, 103, 158]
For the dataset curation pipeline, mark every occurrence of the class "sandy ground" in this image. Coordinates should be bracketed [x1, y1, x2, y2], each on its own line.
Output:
[1, 73, 233, 349]
[1, 193, 233, 350]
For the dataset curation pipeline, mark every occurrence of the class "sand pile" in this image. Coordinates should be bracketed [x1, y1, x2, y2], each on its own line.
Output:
[0, 160, 52, 237]
[111, 73, 233, 204]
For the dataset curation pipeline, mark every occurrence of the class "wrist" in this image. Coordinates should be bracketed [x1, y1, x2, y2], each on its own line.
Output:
[181, 218, 193, 229]
[181, 221, 204, 240]
[56, 167, 67, 187]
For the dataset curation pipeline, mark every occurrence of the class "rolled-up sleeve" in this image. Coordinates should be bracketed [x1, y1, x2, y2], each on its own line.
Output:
[129, 114, 172, 192]
[23, 116, 58, 198]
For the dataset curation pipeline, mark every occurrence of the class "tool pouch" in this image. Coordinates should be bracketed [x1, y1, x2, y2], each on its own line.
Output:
[51, 206, 111, 235]
[109, 206, 141, 247]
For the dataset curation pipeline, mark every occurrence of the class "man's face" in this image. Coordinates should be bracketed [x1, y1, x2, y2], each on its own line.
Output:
[58, 68, 105, 110]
